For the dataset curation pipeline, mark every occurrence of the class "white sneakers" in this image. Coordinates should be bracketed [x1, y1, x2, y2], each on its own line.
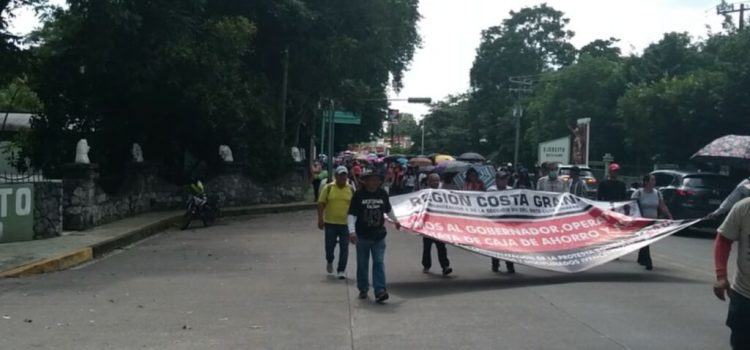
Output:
[336, 271, 346, 280]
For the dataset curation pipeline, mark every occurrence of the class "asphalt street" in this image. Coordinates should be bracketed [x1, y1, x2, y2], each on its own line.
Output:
[0, 210, 732, 350]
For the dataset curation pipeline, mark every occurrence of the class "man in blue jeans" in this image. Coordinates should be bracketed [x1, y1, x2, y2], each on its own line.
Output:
[318, 166, 355, 279]
[347, 168, 401, 303]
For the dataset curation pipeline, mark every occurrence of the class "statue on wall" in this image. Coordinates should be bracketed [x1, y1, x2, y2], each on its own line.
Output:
[131, 143, 144, 163]
[219, 145, 234, 163]
[291, 147, 302, 163]
[75, 139, 91, 164]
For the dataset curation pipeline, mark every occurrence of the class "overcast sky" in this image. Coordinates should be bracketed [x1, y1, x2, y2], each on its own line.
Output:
[10, 0, 729, 120]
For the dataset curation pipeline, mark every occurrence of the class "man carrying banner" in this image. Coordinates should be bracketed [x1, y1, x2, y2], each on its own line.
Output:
[348, 168, 401, 303]
[713, 197, 750, 350]
[568, 166, 588, 198]
[537, 162, 566, 193]
[707, 177, 750, 220]
[488, 170, 515, 273]
[421, 173, 453, 276]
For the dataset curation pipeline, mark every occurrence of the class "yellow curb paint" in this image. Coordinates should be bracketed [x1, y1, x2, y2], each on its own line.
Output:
[0, 247, 93, 278]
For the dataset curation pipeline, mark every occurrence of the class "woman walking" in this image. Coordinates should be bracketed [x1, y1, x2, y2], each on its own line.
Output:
[631, 174, 673, 270]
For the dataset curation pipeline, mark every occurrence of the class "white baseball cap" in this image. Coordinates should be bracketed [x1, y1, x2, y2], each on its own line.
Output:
[335, 166, 349, 175]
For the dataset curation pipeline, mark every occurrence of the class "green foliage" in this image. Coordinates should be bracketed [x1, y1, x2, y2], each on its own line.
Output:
[430, 4, 750, 169]
[18, 0, 420, 180]
[394, 113, 418, 137]
[0, 76, 42, 112]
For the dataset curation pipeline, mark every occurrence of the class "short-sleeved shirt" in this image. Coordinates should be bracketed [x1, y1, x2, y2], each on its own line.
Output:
[597, 179, 627, 201]
[318, 183, 354, 225]
[632, 188, 662, 219]
[348, 188, 392, 241]
[718, 197, 750, 299]
[537, 177, 566, 193]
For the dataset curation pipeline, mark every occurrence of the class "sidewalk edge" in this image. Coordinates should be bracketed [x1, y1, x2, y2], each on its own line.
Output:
[0, 247, 93, 278]
[1, 203, 316, 278]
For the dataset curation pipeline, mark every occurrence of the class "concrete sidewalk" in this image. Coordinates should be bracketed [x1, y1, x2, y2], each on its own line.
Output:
[0, 202, 316, 278]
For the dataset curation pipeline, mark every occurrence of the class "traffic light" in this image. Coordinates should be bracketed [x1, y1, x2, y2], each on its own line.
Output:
[407, 97, 432, 104]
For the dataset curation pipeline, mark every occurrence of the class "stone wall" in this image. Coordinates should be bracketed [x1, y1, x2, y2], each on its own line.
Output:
[33, 181, 63, 239]
[62, 163, 307, 231]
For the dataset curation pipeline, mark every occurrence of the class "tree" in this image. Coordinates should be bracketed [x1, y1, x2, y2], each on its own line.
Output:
[466, 4, 577, 163]
[579, 38, 622, 61]
[525, 55, 626, 164]
[418, 95, 473, 156]
[394, 113, 418, 137]
[24, 0, 422, 180]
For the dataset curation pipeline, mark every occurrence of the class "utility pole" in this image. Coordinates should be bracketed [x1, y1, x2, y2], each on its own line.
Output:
[717, 0, 747, 29]
[420, 120, 426, 156]
[280, 46, 290, 149]
[327, 99, 335, 182]
[508, 76, 533, 168]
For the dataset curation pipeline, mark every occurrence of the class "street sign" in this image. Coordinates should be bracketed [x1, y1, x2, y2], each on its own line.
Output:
[538, 136, 570, 165]
[322, 111, 361, 125]
[388, 109, 400, 125]
[0, 183, 34, 243]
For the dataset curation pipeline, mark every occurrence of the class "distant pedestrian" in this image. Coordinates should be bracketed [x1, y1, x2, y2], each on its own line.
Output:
[311, 160, 323, 201]
[421, 173, 453, 276]
[568, 166, 588, 197]
[404, 167, 417, 193]
[631, 174, 673, 270]
[713, 197, 750, 350]
[348, 168, 401, 303]
[513, 168, 534, 189]
[537, 163, 565, 193]
[488, 170, 515, 274]
[463, 167, 485, 191]
[597, 163, 628, 202]
[317, 166, 355, 279]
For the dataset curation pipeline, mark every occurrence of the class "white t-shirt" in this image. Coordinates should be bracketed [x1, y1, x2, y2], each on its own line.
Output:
[718, 197, 750, 298]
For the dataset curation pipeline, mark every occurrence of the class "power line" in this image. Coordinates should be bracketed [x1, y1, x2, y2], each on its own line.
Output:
[716, 0, 748, 29]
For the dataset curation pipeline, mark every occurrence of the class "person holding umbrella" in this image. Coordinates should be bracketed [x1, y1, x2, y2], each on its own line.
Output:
[707, 176, 750, 220]
[463, 167, 486, 191]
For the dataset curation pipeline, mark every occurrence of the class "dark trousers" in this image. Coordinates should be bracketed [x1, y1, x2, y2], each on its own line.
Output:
[312, 179, 322, 201]
[422, 237, 449, 269]
[637, 246, 652, 267]
[728, 289, 750, 350]
[324, 224, 349, 273]
[491, 258, 514, 271]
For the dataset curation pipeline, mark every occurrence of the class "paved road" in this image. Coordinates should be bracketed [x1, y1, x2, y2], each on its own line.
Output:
[0, 211, 732, 350]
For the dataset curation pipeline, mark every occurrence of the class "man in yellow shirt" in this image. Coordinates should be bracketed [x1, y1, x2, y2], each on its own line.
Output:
[318, 166, 355, 279]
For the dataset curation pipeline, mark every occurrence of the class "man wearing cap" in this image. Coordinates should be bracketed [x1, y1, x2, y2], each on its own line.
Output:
[488, 169, 516, 273]
[421, 173, 453, 276]
[348, 168, 401, 303]
[597, 163, 628, 202]
[317, 166, 355, 279]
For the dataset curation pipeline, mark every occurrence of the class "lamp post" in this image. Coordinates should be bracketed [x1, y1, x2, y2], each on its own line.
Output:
[420, 120, 426, 156]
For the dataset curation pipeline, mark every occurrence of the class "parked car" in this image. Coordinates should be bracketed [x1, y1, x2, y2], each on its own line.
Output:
[558, 164, 597, 198]
[649, 170, 735, 233]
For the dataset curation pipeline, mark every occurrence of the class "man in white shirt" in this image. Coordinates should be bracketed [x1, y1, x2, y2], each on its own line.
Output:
[537, 163, 566, 193]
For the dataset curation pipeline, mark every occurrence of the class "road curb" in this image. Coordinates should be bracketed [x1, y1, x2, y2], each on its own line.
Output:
[0, 247, 93, 278]
[1, 203, 316, 278]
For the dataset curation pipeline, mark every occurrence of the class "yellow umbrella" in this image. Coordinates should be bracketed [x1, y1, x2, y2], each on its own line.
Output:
[435, 154, 455, 163]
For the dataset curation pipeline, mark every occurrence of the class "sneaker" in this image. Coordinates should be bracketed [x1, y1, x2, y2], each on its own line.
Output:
[326, 263, 333, 274]
[422, 267, 430, 274]
[358, 291, 368, 299]
[336, 271, 346, 280]
[442, 267, 453, 276]
[645, 264, 654, 271]
[375, 290, 389, 303]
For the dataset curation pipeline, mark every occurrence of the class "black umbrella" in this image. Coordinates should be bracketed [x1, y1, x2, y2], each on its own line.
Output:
[418, 165, 436, 173]
[457, 152, 486, 163]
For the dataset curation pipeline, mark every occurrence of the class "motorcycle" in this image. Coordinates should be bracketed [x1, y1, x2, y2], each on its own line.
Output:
[180, 192, 220, 230]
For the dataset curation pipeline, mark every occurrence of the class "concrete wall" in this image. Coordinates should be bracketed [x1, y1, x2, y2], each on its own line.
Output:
[62, 163, 307, 231]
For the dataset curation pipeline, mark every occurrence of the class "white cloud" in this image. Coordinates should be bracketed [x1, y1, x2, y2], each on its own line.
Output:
[388, 0, 724, 120]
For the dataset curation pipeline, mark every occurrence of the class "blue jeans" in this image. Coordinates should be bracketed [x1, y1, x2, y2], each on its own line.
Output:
[325, 224, 349, 272]
[356, 237, 386, 294]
